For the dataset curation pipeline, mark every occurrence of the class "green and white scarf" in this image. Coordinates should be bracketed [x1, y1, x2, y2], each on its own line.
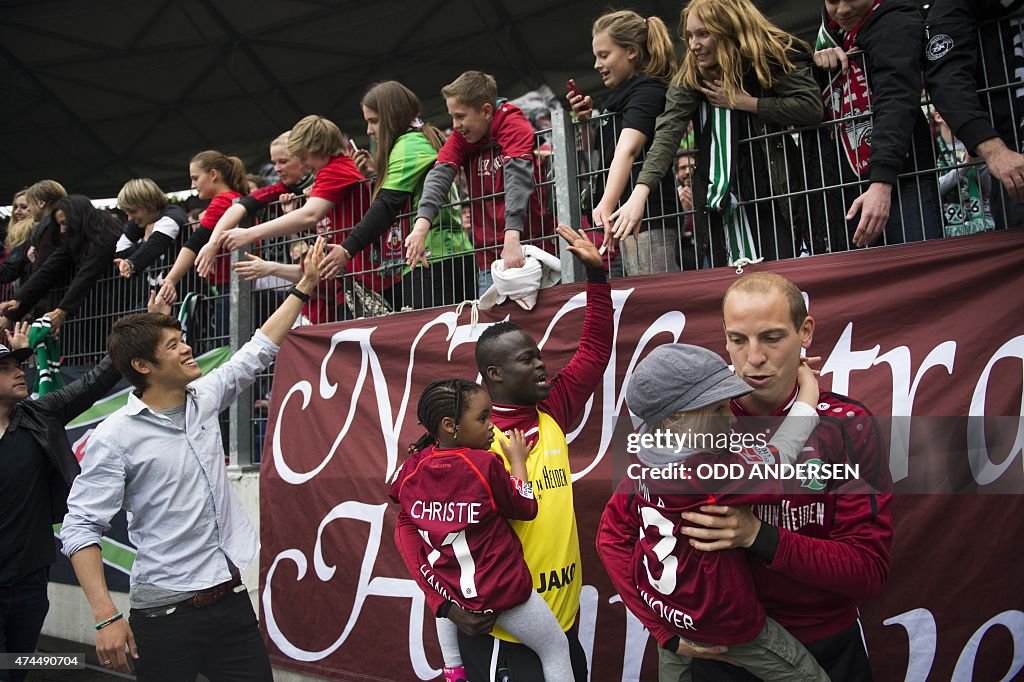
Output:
[936, 135, 994, 237]
[703, 102, 759, 265]
[29, 317, 63, 396]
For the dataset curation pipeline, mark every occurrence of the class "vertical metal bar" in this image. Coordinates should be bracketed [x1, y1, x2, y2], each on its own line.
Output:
[228, 247, 255, 471]
[550, 107, 583, 283]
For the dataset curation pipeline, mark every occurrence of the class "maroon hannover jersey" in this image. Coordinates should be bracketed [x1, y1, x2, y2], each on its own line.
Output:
[731, 389, 893, 643]
[390, 445, 538, 613]
[600, 446, 784, 646]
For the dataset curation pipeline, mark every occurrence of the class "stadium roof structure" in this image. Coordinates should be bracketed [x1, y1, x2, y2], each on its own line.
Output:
[1, 0, 822, 198]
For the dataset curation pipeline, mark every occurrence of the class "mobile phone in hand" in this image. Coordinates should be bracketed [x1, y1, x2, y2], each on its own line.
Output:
[566, 78, 584, 100]
[349, 138, 359, 153]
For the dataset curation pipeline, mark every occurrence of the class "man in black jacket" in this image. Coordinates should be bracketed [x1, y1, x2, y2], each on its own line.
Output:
[0, 335, 121, 681]
[815, 0, 943, 248]
[924, 0, 1024, 227]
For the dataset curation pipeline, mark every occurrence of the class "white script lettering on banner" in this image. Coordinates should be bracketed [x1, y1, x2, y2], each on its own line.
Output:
[968, 335, 1024, 485]
[884, 608, 1024, 681]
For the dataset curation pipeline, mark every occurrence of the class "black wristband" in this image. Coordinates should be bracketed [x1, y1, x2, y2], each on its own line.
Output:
[586, 266, 607, 284]
[288, 286, 311, 303]
[437, 601, 453, 619]
[747, 521, 780, 563]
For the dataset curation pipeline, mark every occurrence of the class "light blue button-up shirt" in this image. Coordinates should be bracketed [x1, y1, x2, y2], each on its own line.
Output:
[60, 330, 279, 593]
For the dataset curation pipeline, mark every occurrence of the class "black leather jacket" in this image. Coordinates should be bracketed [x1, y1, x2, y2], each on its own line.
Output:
[7, 356, 122, 522]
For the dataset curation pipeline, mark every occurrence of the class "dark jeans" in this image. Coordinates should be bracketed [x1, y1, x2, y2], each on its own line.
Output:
[130, 589, 271, 682]
[0, 567, 50, 682]
[458, 625, 588, 682]
[691, 621, 873, 682]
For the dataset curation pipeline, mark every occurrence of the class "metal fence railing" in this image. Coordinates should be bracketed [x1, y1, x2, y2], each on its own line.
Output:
[26, 11, 1024, 465]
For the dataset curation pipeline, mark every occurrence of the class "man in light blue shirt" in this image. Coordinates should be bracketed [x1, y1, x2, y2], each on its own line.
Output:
[60, 238, 326, 679]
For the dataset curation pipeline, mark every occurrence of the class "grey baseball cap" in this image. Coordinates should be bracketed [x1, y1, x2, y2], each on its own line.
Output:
[626, 343, 753, 427]
[0, 343, 33, 363]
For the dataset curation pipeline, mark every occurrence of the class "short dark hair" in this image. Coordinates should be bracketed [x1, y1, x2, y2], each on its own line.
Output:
[475, 320, 525, 375]
[108, 313, 181, 390]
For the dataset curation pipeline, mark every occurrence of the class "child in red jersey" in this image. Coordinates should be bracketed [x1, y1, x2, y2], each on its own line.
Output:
[598, 344, 829, 681]
[410, 71, 553, 292]
[391, 379, 573, 682]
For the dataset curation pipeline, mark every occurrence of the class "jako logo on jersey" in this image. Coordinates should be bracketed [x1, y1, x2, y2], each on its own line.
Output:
[926, 34, 954, 61]
[800, 458, 827, 491]
[538, 562, 576, 593]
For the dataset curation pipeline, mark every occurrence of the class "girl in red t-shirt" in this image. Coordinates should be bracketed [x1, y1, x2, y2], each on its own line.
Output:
[391, 379, 573, 682]
[157, 150, 248, 308]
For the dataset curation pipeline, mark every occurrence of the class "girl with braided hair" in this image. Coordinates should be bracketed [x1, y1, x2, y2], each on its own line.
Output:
[390, 379, 573, 682]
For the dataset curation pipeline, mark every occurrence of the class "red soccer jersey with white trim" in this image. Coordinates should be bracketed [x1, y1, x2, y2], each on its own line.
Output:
[611, 447, 783, 646]
[310, 155, 401, 295]
[730, 389, 893, 643]
[390, 445, 537, 613]
[435, 102, 553, 268]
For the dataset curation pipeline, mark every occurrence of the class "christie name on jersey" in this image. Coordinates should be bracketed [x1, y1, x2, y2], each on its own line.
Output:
[409, 500, 483, 524]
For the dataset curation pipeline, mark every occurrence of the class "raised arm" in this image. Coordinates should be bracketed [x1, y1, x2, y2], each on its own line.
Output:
[258, 236, 324, 344]
[539, 226, 613, 431]
[189, 237, 322, 413]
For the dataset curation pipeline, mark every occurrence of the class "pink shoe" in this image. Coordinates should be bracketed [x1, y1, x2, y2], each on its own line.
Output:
[443, 665, 468, 682]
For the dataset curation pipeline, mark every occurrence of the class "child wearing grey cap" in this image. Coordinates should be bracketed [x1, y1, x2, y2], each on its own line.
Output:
[598, 343, 828, 681]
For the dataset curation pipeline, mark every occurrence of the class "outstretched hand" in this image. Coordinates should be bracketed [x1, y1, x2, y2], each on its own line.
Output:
[556, 224, 602, 270]
[147, 290, 172, 316]
[297, 236, 326, 289]
[10, 320, 30, 350]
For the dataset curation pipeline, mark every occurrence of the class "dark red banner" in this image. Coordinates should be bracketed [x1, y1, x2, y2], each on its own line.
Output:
[260, 230, 1024, 681]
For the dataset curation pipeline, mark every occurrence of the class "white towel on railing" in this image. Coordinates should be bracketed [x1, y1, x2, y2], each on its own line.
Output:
[478, 245, 562, 311]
